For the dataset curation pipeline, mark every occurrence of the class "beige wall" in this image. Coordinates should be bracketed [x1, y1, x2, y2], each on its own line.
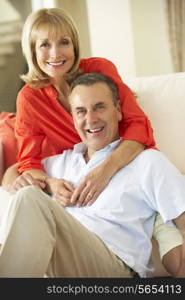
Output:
[0, 0, 29, 112]
[130, 0, 173, 76]
[57, 0, 91, 58]
[85, 0, 136, 80]
[0, 43, 25, 113]
[58, 0, 173, 79]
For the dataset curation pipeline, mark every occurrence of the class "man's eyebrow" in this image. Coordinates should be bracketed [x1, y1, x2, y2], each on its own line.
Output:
[94, 101, 106, 107]
[73, 101, 106, 110]
[94, 101, 105, 105]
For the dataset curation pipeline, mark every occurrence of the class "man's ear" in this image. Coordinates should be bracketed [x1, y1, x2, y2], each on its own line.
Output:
[117, 100, 122, 121]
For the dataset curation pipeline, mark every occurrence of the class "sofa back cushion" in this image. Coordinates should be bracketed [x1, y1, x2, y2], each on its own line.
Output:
[126, 72, 185, 174]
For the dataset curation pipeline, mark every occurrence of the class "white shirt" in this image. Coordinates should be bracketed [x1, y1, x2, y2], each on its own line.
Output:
[42, 139, 185, 277]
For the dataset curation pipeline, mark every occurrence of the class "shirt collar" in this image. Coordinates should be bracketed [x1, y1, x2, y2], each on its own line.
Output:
[74, 138, 122, 155]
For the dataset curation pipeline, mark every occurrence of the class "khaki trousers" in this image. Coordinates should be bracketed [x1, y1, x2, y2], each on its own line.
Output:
[0, 186, 133, 278]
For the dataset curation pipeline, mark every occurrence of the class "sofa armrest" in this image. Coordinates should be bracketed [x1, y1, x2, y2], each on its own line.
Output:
[0, 140, 4, 184]
[0, 112, 17, 172]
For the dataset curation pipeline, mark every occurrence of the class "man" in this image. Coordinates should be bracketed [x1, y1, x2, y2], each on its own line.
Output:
[0, 72, 184, 278]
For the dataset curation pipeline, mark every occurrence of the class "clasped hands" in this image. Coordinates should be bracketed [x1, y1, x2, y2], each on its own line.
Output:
[5, 164, 110, 207]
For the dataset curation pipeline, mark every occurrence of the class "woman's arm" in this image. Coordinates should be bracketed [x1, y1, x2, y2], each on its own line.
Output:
[2, 163, 19, 187]
[3, 140, 144, 204]
[2, 166, 74, 206]
[71, 139, 145, 205]
[19, 169, 75, 206]
[80, 57, 156, 148]
[2, 165, 46, 194]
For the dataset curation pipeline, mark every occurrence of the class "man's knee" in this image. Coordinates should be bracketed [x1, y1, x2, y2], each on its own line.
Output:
[13, 186, 46, 211]
[16, 185, 44, 199]
[15, 185, 56, 220]
[17, 185, 42, 194]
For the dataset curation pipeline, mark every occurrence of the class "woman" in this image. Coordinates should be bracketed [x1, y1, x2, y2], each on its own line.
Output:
[3, 7, 155, 206]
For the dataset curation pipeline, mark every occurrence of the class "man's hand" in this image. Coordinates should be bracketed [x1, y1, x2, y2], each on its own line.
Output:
[4, 173, 46, 194]
[71, 163, 111, 206]
[45, 177, 75, 207]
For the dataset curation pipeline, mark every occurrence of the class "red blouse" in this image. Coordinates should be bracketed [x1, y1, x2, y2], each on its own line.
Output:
[15, 57, 156, 173]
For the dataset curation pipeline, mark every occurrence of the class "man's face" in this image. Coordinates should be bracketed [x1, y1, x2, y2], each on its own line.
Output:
[70, 82, 122, 158]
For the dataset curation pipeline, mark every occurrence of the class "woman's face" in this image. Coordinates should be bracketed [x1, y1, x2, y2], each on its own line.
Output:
[35, 28, 75, 81]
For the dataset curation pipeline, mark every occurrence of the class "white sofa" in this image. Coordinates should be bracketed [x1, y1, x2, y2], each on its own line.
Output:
[126, 72, 185, 276]
[126, 72, 185, 176]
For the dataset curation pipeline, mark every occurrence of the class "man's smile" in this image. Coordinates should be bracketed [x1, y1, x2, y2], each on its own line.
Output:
[86, 127, 104, 134]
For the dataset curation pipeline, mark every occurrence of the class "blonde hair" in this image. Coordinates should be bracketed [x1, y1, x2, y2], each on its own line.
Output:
[21, 8, 81, 87]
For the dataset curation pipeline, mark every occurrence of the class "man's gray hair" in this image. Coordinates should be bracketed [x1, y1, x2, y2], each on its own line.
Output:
[70, 72, 119, 106]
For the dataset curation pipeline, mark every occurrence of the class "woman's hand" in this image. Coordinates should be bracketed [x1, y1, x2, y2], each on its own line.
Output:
[71, 140, 145, 206]
[4, 173, 46, 194]
[45, 177, 75, 207]
[71, 163, 111, 206]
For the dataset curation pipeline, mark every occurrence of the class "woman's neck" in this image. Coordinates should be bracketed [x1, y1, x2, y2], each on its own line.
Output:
[52, 78, 71, 112]
[52, 77, 68, 93]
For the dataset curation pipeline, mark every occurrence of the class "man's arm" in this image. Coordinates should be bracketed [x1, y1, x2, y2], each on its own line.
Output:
[173, 212, 185, 277]
[153, 213, 183, 277]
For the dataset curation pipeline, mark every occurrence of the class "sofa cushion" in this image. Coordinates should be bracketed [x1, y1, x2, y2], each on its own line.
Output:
[0, 111, 56, 175]
[0, 112, 17, 170]
[126, 72, 185, 174]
